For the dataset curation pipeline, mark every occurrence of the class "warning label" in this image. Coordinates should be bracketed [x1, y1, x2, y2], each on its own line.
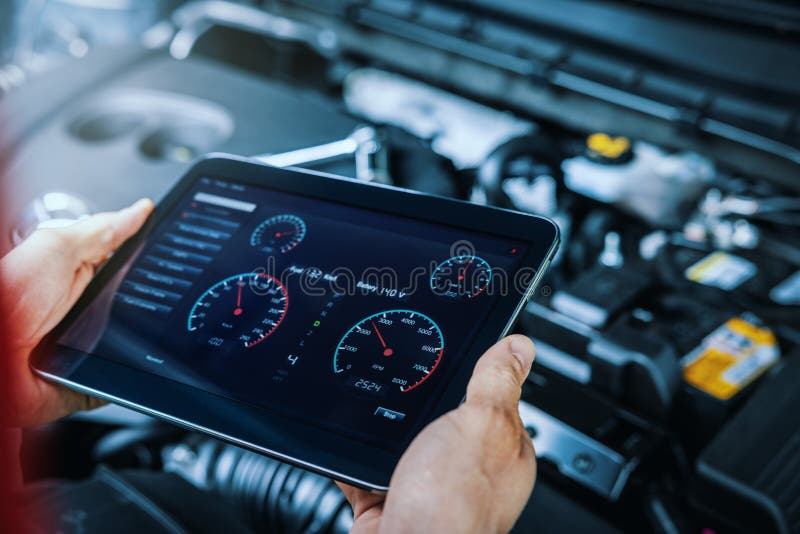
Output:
[685, 252, 756, 291]
[681, 317, 779, 400]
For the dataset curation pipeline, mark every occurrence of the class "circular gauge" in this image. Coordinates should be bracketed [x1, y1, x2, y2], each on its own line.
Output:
[334, 310, 445, 394]
[430, 255, 492, 299]
[250, 214, 306, 254]
[187, 272, 288, 349]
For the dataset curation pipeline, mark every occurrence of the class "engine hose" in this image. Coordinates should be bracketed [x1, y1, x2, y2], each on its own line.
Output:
[477, 134, 563, 208]
[162, 438, 354, 534]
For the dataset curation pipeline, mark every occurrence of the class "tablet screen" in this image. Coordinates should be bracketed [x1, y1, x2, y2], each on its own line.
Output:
[59, 176, 529, 451]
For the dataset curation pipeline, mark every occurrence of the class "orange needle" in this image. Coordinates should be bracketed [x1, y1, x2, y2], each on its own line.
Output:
[234, 278, 243, 316]
[372, 321, 387, 348]
[372, 321, 393, 357]
[458, 256, 473, 281]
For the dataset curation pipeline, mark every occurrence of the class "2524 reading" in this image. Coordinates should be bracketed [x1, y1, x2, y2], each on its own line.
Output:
[333, 310, 445, 395]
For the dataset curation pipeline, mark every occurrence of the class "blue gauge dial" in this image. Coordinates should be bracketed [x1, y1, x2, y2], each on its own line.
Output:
[250, 214, 306, 253]
[430, 255, 492, 299]
[187, 272, 288, 349]
[334, 310, 445, 394]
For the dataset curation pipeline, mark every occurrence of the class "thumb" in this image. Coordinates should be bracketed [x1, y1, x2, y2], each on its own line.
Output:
[465, 334, 535, 409]
[63, 198, 154, 267]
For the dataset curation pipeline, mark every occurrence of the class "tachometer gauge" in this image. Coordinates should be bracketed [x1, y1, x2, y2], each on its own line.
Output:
[430, 255, 492, 299]
[334, 310, 444, 394]
[250, 214, 306, 253]
[187, 272, 288, 349]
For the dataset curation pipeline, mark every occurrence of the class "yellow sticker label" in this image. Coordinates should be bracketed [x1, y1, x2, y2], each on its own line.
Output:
[685, 252, 726, 281]
[684, 252, 756, 291]
[681, 317, 779, 400]
[684, 348, 739, 400]
[727, 317, 775, 345]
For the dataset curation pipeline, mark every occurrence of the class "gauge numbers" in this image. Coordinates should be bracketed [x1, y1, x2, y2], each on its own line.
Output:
[187, 272, 288, 349]
[250, 214, 306, 254]
[334, 310, 444, 394]
[430, 255, 492, 299]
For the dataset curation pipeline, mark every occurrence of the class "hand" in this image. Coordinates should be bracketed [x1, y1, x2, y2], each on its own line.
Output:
[0, 199, 153, 427]
[338, 335, 536, 534]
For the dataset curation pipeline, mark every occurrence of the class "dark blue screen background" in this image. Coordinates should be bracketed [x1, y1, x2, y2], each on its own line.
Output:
[61, 177, 527, 451]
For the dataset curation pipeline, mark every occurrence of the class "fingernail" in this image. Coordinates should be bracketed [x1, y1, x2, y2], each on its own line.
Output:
[130, 198, 153, 211]
[509, 336, 534, 371]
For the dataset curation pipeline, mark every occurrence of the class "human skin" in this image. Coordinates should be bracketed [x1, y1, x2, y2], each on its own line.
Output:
[338, 335, 537, 534]
[0, 198, 153, 427]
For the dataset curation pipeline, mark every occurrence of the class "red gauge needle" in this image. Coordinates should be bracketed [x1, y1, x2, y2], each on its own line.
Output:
[233, 278, 243, 316]
[274, 230, 297, 238]
[372, 320, 393, 357]
[458, 256, 474, 281]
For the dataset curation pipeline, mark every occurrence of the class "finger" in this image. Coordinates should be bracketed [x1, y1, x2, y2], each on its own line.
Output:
[335, 481, 378, 506]
[58, 389, 107, 417]
[335, 481, 385, 521]
[62, 198, 154, 267]
[12, 381, 108, 427]
[465, 334, 535, 409]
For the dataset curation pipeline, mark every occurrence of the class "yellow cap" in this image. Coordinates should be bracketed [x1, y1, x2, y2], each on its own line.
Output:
[587, 133, 631, 160]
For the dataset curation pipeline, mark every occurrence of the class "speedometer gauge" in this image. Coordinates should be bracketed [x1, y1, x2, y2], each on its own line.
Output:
[187, 272, 288, 349]
[334, 310, 444, 394]
[250, 214, 306, 253]
[430, 255, 492, 299]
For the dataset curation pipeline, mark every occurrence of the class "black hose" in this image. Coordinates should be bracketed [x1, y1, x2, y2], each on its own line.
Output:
[162, 438, 354, 534]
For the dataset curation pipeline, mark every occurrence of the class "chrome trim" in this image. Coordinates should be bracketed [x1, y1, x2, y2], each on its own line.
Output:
[518, 400, 637, 501]
[455, 235, 558, 408]
[169, 1, 338, 61]
[499, 250, 557, 340]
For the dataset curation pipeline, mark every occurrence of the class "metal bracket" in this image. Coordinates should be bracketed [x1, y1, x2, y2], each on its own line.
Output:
[168, 1, 338, 61]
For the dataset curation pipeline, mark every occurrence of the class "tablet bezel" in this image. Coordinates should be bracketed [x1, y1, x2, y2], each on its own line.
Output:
[31, 154, 559, 491]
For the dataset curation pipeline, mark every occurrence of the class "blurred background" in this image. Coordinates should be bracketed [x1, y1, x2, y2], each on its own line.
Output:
[1, 1, 799, 533]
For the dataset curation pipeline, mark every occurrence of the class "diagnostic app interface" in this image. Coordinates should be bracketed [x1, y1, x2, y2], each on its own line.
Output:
[61, 177, 527, 450]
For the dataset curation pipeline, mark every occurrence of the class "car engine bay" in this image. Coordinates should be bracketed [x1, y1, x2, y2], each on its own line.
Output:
[2, 1, 799, 533]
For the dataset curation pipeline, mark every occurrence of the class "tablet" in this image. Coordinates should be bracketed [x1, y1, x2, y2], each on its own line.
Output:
[33, 155, 559, 490]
